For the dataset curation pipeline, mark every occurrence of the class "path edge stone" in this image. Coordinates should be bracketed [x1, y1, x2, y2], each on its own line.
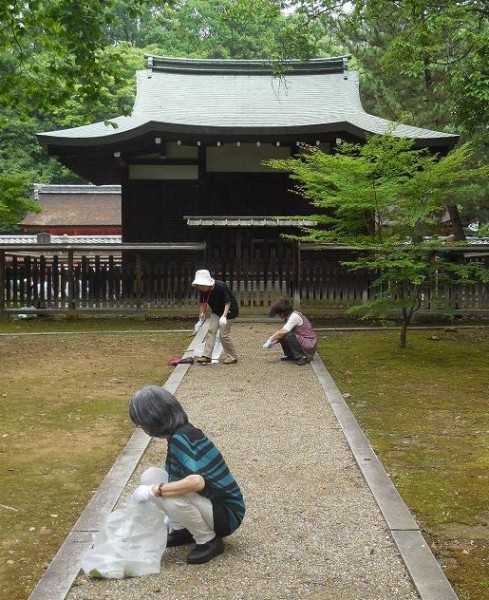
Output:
[311, 356, 459, 600]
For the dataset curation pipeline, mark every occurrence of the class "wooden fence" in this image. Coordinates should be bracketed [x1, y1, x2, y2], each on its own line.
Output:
[1, 244, 489, 317]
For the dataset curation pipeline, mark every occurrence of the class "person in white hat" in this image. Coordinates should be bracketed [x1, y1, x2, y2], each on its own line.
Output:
[192, 269, 239, 364]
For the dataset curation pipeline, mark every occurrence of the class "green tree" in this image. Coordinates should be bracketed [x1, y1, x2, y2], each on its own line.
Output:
[270, 135, 489, 347]
[0, 172, 40, 233]
[49, 43, 146, 128]
[142, 0, 341, 60]
[288, 0, 489, 238]
[294, 0, 489, 136]
[0, 0, 168, 118]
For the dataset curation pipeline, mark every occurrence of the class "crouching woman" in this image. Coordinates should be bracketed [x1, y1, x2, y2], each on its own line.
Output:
[129, 385, 245, 564]
[265, 297, 317, 366]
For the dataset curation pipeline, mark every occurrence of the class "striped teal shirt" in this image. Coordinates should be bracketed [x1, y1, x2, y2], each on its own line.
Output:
[165, 424, 245, 535]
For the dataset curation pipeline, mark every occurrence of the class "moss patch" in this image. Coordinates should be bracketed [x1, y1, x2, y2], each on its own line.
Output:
[318, 328, 489, 600]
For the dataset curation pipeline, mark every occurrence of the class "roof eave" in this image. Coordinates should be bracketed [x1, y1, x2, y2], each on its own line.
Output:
[38, 120, 460, 149]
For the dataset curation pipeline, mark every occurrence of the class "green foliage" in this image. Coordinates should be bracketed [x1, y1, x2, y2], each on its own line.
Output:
[49, 44, 145, 127]
[0, 113, 84, 229]
[478, 223, 489, 237]
[305, 0, 489, 137]
[0, 0, 167, 118]
[141, 0, 341, 60]
[270, 134, 489, 345]
[0, 172, 40, 231]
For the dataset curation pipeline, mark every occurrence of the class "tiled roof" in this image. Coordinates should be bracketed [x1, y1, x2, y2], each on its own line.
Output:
[33, 184, 121, 196]
[21, 185, 121, 226]
[185, 216, 315, 227]
[1, 234, 488, 248]
[38, 57, 458, 146]
[0, 235, 122, 245]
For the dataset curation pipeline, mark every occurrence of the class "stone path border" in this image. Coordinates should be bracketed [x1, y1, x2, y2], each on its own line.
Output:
[26, 327, 458, 600]
[311, 358, 458, 600]
[25, 328, 204, 600]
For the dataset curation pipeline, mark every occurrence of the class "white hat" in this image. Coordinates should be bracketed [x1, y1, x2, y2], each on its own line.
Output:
[192, 269, 215, 287]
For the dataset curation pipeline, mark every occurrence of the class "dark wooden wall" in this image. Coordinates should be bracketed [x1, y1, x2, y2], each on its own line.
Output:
[203, 173, 305, 216]
[122, 180, 200, 243]
[122, 173, 308, 244]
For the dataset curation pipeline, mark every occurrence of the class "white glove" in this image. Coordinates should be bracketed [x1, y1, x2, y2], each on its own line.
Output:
[132, 485, 156, 503]
[263, 339, 274, 350]
[194, 317, 205, 333]
[219, 316, 227, 326]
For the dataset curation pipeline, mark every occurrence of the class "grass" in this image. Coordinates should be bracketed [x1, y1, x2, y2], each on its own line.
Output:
[0, 320, 190, 600]
[317, 327, 489, 600]
[0, 314, 194, 334]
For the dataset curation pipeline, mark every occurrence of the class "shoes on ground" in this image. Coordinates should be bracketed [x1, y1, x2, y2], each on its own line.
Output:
[222, 357, 238, 364]
[167, 528, 194, 547]
[280, 355, 295, 362]
[187, 536, 224, 564]
[196, 356, 212, 364]
[296, 356, 309, 366]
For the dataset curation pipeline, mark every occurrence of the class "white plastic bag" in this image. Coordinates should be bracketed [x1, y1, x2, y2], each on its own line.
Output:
[81, 468, 168, 579]
[194, 334, 223, 361]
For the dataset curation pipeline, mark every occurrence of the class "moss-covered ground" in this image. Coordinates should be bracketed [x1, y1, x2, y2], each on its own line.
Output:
[318, 327, 489, 600]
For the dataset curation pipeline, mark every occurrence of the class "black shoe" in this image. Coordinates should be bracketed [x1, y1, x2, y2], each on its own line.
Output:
[186, 536, 224, 564]
[167, 528, 194, 547]
[296, 356, 309, 366]
[280, 355, 295, 361]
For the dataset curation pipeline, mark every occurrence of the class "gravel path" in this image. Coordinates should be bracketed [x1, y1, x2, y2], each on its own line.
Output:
[66, 322, 419, 600]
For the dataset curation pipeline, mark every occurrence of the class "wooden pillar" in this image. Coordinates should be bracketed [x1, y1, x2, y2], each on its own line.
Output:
[135, 252, 142, 308]
[236, 230, 242, 295]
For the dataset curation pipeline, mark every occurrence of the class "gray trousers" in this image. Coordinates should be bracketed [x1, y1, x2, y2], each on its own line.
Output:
[279, 331, 305, 360]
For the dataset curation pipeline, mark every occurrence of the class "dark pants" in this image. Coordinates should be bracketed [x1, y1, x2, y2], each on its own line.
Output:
[279, 331, 304, 360]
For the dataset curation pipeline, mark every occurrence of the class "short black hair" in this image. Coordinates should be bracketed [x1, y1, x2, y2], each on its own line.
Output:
[129, 385, 188, 437]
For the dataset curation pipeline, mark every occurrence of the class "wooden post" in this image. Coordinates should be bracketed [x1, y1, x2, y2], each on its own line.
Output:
[135, 252, 142, 308]
[0, 250, 7, 311]
[293, 241, 301, 309]
[236, 230, 242, 299]
[67, 249, 75, 311]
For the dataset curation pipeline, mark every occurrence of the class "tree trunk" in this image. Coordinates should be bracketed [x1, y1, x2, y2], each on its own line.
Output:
[400, 307, 409, 348]
[446, 204, 466, 241]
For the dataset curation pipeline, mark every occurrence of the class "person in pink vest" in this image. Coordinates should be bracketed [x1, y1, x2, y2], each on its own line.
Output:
[263, 297, 317, 366]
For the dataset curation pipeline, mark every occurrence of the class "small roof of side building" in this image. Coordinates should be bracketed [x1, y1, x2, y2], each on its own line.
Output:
[37, 56, 460, 184]
[20, 184, 121, 228]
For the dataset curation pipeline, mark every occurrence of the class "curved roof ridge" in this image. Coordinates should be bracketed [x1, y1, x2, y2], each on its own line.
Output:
[145, 54, 351, 75]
